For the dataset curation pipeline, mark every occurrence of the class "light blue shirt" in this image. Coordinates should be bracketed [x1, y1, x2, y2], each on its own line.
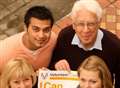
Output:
[71, 29, 103, 51]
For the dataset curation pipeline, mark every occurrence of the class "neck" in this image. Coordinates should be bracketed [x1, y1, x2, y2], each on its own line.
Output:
[83, 43, 94, 50]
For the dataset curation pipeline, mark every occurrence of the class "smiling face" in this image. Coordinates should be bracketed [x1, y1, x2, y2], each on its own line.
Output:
[79, 69, 102, 88]
[23, 17, 52, 50]
[72, 9, 100, 49]
[9, 76, 33, 88]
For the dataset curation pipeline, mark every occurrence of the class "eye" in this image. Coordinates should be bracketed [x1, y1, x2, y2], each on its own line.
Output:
[88, 22, 96, 26]
[80, 78, 86, 82]
[78, 23, 85, 26]
[87, 22, 98, 28]
[74, 22, 84, 27]
[13, 80, 20, 84]
[90, 80, 97, 84]
[88, 23, 95, 26]
[43, 27, 51, 33]
[24, 78, 29, 81]
[32, 26, 40, 32]
[23, 77, 32, 82]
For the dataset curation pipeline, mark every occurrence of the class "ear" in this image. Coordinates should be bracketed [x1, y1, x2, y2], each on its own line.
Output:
[97, 18, 102, 28]
[99, 18, 102, 23]
[72, 22, 77, 31]
[23, 24, 27, 31]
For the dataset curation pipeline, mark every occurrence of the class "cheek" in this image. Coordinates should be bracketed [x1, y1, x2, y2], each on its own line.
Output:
[93, 83, 102, 88]
[44, 33, 51, 39]
[26, 80, 33, 87]
[97, 81, 102, 88]
[91, 81, 102, 88]
[75, 30, 82, 38]
[9, 82, 18, 88]
[47, 34, 51, 39]
[86, 30, 97, 41]
[91, 30, 98, 39]
[79, 80, 85, 87]
[28, 33, 36, 41]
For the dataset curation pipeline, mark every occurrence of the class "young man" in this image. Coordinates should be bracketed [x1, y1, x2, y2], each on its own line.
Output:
[0, 6, 57, 73]
[49, 0, 120, 88]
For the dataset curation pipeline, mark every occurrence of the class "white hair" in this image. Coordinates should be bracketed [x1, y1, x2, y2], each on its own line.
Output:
[71, 0, 103, 21]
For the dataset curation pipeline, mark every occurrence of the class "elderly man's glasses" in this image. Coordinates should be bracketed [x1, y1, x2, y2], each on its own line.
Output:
[74, 22, 98, 29]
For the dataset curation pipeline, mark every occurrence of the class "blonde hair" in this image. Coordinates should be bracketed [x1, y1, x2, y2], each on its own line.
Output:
[78, 55, 113, 88]
[71, 0, 102, 21]
[0, 57, 36, 88]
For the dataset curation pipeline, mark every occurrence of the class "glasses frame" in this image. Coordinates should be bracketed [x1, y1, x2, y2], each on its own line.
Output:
[73, 21, 99, 29]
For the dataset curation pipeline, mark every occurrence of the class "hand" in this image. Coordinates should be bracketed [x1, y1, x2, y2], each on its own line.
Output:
[41, 67, 50, 71]
[36, 67, 50, 76]
[55, 59, 71, 71]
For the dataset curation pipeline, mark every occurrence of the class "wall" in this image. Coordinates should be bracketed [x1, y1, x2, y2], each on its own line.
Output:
[0, 0, 120, 39]
[53, 0, 120, 39]
[0, 0, 74, 40]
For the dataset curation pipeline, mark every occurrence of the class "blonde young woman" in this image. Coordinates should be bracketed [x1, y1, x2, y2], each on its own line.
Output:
[77, 55, 113, 88]
[0, 57, 36, 88]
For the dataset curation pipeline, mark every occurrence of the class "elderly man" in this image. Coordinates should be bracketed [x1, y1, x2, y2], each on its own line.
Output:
[49, 0, 120, 88]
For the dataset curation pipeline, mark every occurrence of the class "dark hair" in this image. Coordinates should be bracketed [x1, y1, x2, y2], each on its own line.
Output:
[24, 6, 54, 28]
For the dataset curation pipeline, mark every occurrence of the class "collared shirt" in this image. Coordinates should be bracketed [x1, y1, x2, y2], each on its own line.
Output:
[71, 29, 103, 51]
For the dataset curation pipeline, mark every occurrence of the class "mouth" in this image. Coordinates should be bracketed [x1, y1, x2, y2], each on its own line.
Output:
[37, 39, 48, 44]
[82, 34, 92, 39]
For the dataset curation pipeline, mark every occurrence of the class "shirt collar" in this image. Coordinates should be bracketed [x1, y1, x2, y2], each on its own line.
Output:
[71, 29, 103, 51]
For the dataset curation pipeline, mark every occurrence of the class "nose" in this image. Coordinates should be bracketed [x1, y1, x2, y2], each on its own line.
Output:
[38, 30, 44, 38]
[83, 24, 89, 33]
[84, 82, 91, 88]
[19, 82, 25, 88]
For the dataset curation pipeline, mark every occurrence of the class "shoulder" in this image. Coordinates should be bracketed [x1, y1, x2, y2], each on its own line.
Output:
[49, 31, 57, 46]
[101, 28, 119, 41]
[59, 25, 75, 36]
[0, 32, 24, 43]
[51, 31, 57, 41]
[58, 25, 75, 40]
[0, 32, 24, 52]
[101, 28, 117, 38]
[101, 28, 120, 47]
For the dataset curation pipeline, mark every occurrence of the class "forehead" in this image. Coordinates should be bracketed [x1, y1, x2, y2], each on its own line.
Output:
[73, 9, 98, 22]
[29, 17, 51, 27]
[10, 72, 31, 80]
[80, 69, 100, 80]
[9, 68, 32, 79]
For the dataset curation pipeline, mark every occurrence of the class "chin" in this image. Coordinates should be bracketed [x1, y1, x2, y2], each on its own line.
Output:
[36, 41, 48, 48]
[37, 44, 45, 48]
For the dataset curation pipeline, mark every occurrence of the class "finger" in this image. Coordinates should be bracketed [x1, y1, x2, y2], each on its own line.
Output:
[63, 60, 71, 71]
[59, 62, 68, 70]
[55, 59, 70, 71]
[55, 62, 64, 70]
[41, 67, 50, 71]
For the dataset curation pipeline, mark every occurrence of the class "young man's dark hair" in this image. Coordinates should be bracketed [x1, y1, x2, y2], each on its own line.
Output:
[24, 6, 54, 28]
